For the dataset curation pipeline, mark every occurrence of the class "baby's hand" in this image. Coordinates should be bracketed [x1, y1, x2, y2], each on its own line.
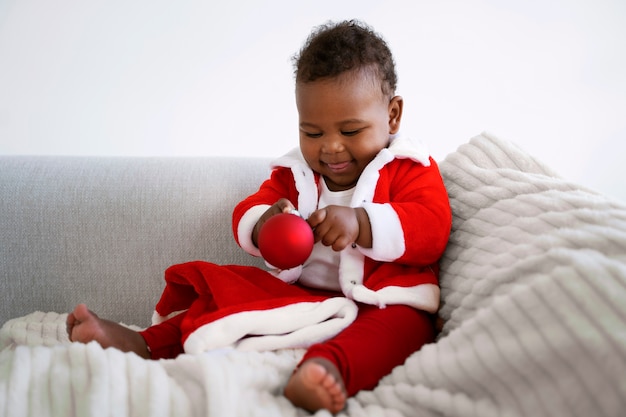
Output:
[307, 205, 362, 251]
[252, 198, 296, 247]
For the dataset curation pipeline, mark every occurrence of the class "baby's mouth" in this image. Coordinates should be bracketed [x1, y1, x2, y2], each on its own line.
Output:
[326, 161, 351, 173]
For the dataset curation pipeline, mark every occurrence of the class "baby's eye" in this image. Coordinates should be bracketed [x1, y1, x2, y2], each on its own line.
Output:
[305, 132, 323, 139]
[341, 130, 360, 137]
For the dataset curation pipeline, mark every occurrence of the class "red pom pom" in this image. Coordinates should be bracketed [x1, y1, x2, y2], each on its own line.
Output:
[258, 213, 314, 270]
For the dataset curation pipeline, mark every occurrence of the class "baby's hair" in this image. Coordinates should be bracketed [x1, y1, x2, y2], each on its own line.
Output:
[293, 20, 397, 98]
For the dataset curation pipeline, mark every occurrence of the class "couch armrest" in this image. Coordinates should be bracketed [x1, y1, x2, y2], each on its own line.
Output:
[0, 156, 271, 327]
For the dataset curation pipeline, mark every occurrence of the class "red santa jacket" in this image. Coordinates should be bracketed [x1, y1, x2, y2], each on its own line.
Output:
[232, 135, 451, 313]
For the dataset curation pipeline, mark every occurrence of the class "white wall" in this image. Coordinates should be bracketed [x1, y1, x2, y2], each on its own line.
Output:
[1, 0, 625, 202]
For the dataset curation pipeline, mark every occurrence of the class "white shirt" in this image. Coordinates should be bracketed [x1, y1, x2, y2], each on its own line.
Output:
[298, 179, 355, 291]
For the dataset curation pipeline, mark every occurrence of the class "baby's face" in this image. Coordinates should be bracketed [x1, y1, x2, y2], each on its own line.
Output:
[296, 70, 401, 192]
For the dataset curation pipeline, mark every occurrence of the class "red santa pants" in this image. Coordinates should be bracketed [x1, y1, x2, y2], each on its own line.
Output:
[140, 312, 186, 359]
[299, 303, 435, 396]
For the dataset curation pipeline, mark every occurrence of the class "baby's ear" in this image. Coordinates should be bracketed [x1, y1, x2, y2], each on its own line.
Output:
[388, 96, 403, 134]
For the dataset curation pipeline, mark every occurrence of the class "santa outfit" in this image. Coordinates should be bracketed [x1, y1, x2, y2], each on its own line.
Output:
[139, 134, 451, 396]
[234, 135, 450, 306]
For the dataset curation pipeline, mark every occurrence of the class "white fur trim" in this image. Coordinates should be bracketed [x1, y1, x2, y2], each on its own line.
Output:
[271, 149, 318, 218]
[375, 284, 440, 313]
[151, 309, 187, 326]
[270, 147, 302, 169]
[349, 283, 439, 312]
[387, 134, 431, 167]
[351, 285, 385, 307]
[338, 244, 366, 297]
[237, 205, 270, 257]
[351, 146, 392, 207]
[183, 297, 358, 354]
[271, 266, 303, 284]
[360, 202, 405, 261]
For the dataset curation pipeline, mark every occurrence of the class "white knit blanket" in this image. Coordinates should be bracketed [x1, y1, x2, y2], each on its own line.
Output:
[2, 132, 625, 417]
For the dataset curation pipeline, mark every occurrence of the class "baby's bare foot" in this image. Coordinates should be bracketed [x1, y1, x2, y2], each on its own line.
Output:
[66, 304, 150, 358]
[66, 303, 105, 343]
[284, 358, 347, 414]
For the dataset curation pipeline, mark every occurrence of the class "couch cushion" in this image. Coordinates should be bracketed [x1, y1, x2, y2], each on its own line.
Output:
[0, 156, 271, 326]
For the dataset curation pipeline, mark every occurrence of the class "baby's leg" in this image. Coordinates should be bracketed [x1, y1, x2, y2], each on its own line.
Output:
[284, 357, 346, 414]
[287, 303, 435, 413]
[66, 304, 150, 359]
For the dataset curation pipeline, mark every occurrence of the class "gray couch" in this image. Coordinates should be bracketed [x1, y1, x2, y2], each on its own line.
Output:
[0, 156, 270, 327]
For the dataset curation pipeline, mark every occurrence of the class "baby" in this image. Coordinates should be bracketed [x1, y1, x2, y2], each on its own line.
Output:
[68, 20, 451, 413]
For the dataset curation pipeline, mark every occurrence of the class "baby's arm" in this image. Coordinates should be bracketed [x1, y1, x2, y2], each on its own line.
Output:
[232, 167, 300, 255]
[307, 206, 372, 251]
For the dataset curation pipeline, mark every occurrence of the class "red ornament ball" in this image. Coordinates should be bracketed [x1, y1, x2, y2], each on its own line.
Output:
[258, 212, 314, 270]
